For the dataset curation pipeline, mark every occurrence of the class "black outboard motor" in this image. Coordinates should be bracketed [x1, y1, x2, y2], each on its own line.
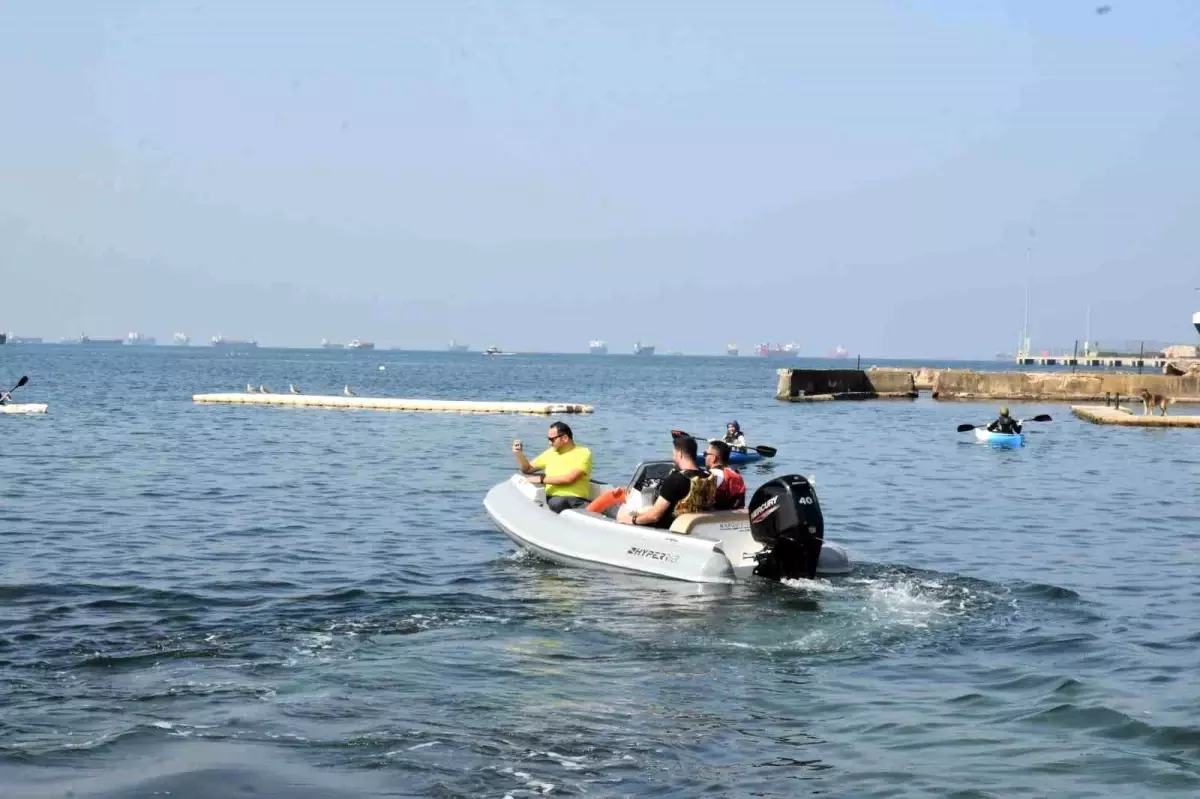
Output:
[748, 475, 824, 581]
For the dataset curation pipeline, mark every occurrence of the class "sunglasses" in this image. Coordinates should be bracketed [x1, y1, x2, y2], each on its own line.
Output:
[548, 434, 564, 442]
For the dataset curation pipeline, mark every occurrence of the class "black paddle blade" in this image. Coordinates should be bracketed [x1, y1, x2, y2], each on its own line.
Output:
[670, 428, 694, 440]
[754, 445, 778, 458]
[16, 375, 28, 388]
[1031, 414, 1052, 422]
[956, 423, 977, 433]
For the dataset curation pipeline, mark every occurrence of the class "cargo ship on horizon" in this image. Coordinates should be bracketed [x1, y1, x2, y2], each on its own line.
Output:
[5, 334, 43, 344]
[321, 338, 345, 349]
[211, 335, 258, 350]
[71, 334, 125, 347]
[633, 342, 656, 356]
[588, 339, 608, 355]
[448, 340, 469, 352]
[727, 343, 738, 356]
[173, 332, 190, 345]
[125, 332, 156, 346]
[348, 339, 375, 350]
[756, 342, 800, 358]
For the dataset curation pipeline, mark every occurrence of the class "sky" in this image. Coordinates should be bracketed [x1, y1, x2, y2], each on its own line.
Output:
[1, 0, 1198, 357]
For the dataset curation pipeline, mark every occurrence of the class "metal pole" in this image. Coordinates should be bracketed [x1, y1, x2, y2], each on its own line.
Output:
[856, 354, 861, 370]
[1072, 340, 1078, 373]
[1139, 341, 1144, 374]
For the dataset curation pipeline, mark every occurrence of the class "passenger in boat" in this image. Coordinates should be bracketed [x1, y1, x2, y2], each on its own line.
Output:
[0, 391, 9, 405]
[614, 434, 716, 528]
[512, 421, 593, 513]
[723, 420, 746, 450]
[705, 440, 746, 511]
[986, 407, 1022, 434]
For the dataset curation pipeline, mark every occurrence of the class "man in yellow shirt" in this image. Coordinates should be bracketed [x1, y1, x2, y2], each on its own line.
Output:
[512, 421, 593, 513]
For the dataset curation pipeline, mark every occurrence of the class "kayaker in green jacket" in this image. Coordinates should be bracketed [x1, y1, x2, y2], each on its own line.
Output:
[987, 407, 1022, 434]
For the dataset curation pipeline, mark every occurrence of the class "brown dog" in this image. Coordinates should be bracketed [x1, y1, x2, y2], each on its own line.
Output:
[1138, 388, 1174, 416]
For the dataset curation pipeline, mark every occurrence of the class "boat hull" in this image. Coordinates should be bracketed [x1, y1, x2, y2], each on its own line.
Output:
[974, 428, 1024, 447]
[0, 403, 48, 414]
[728, 449, 764, 465]
[482, 475, 849, 584]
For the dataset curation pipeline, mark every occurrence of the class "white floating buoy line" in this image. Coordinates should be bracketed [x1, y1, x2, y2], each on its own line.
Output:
[194, 390, 592, 415]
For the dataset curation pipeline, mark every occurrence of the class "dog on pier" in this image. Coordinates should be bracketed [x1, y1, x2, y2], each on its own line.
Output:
[1138, 388, 1174, 416]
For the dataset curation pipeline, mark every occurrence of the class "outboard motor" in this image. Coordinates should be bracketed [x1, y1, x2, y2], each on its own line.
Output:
[748, 475, 824, 581]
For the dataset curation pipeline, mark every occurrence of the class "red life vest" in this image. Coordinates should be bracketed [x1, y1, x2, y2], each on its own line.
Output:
[715, 467, 746, 510]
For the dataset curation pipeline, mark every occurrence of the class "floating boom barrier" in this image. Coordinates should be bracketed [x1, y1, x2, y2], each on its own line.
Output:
[192, 392, 593, 415]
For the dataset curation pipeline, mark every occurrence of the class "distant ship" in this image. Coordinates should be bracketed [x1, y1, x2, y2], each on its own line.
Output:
[9, 335, 43, 344]
[1193, 310, 1200, 337]
[125, 332, 157, 346]
[589, 339, 608, 355]
[348, 339, 375, 350]
[448, 340, 469, 352]
[726, 343, 738, 357]
[0, 332, 5, 344]
[484, 346, 513, 356]
[756, 342, 800, 358]
[321, 338, 345, 349]
[173, 332, 191, 346]
[633, 342, 656, 356]
[211, 335, 258, 350]
[830, 345, 849, 359]
[73, 334, 124, 347]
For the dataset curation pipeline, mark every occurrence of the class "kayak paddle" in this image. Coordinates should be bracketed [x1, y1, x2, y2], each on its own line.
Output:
[956, 414, 1052, 433]
[1, 375, 28, 401]
[670, 428, 778, 458]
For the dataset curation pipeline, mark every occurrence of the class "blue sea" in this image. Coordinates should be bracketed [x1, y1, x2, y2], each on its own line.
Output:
[1, 346, 1197, 797]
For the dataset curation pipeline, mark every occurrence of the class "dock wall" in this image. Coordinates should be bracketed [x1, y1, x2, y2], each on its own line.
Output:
[775, 369, 917, 402]
[1071, 405, 1200, 428]
[930, 371, 1200, 402]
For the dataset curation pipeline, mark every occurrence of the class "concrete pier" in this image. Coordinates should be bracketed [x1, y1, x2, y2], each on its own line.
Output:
[1071, 405, 1200, 428]
[930, 370, 1200, 403]
[775, 369, 917, 402]
[193, 393, 593, 414]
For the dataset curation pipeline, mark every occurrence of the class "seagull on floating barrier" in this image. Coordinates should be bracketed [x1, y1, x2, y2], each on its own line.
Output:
[289, 384, 301, 394]
[259, 384, 271, 394]
[344, 385, 356, 397]
[246, 383, 257, 393]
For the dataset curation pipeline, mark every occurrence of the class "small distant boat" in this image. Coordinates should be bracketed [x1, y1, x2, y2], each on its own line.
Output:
[211, 336, 258, 350]
[484, 346, 513, 356]
[0, 332, 5, 345]
[321, 338, 345, 349]
[348, 339, 375, 350]
[173, 332, 190, 346]
[726, 343, 738, 357]
[125, 332, 157, 346]
[448, 340, 469, 353]
[830, 345, 849, 359]
[633, 342, 656, 356]
[589, 339, 608, 355]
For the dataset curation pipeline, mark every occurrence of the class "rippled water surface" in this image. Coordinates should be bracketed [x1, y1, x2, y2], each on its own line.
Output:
[1, 347, 1198, 797]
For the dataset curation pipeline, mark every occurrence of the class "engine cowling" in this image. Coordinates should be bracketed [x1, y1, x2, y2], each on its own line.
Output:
[748, 475, 824, 581]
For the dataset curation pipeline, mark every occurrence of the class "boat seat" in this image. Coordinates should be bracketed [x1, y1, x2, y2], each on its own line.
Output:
[668, 510, 749, 536]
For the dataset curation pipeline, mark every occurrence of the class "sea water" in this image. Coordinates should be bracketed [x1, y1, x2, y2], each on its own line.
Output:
[0, 347, 1197, 797]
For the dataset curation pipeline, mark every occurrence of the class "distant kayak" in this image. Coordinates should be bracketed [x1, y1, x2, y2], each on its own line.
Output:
[974, 428, 1023, 448]
[0, 403, 48, 414]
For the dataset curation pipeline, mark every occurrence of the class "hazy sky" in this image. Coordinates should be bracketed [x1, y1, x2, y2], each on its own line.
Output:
[2, 1, 1198, 356]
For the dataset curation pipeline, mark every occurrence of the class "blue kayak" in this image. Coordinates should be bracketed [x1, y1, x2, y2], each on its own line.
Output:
[728, 448, 765, 464]
[974, 428, 1024, 448]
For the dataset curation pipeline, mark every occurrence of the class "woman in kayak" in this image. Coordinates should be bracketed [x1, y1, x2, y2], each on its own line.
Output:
[723, 420, 746, 450]
[987, 407, 1022, 434]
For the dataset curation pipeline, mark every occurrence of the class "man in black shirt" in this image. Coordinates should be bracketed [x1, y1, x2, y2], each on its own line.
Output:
[615, 434, 715, 529]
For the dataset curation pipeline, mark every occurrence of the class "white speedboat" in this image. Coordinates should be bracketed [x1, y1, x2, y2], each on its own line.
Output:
[0, 403, 48, 414]
[483, 462, 850, 584]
